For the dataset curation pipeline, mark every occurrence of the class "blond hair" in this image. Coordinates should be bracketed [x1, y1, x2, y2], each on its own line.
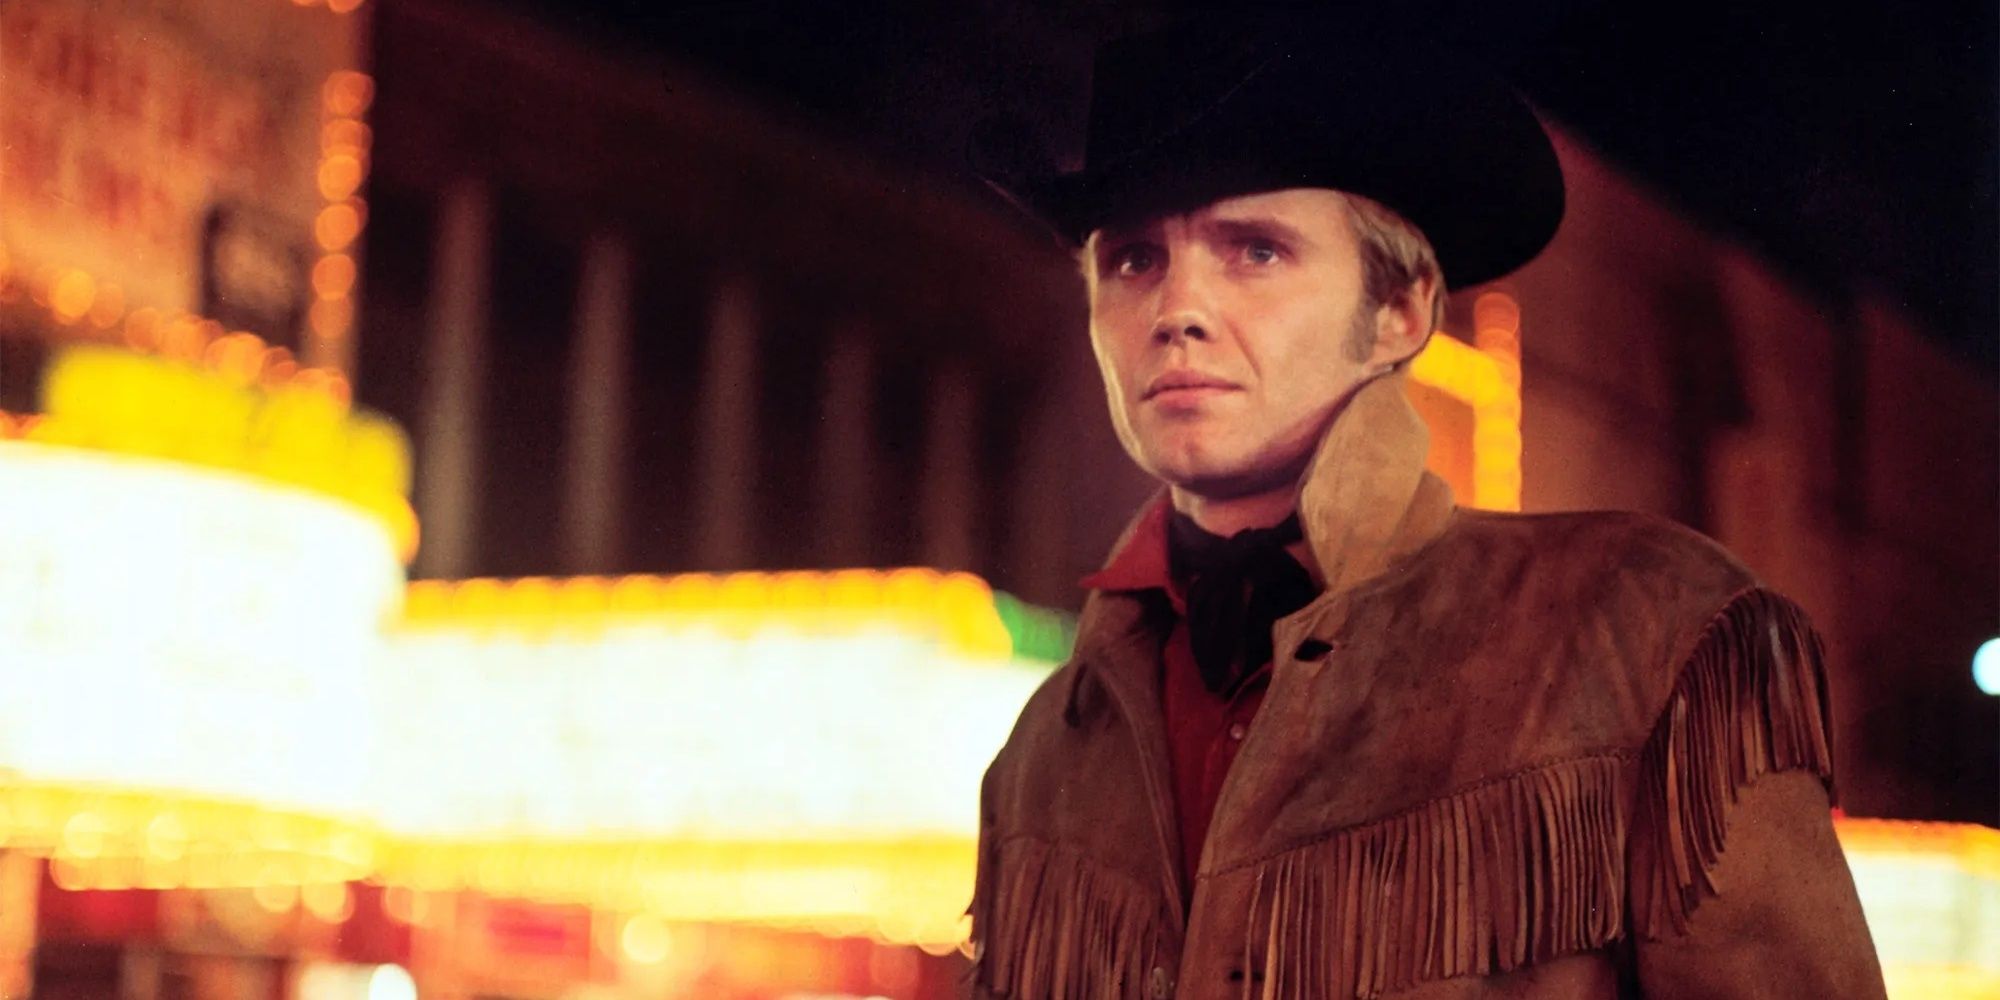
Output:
[1338, 192, 1445, 362]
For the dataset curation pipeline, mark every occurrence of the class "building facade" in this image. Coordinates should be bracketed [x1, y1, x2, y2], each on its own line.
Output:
[359, 0, 1996, 825]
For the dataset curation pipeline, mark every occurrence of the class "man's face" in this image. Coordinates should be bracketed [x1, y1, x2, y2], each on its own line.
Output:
[1086, 188, 1381, 499]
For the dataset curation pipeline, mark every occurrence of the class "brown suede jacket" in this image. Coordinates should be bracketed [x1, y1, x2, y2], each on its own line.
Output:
[969, 376, 1887, 999]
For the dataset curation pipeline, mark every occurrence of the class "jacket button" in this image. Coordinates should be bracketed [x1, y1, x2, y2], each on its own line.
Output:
[1226, 722, 1247, 741]
[1149, 964, 1173, 998]
[1293, 637, 1334, 660]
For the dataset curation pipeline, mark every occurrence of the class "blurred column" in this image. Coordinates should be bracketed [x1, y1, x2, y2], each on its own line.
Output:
[920, 360, 977, 572]
[1007, 383, 1070, 605]
[415, 181, 490, 580]
[118, 951, 159, 1000]
[816, 324, 877, 568]
[0, 852, 33, 998]
[695, 278, 758, 570]
[560, 234, 632, 575]
[409, 891, 465, 1000]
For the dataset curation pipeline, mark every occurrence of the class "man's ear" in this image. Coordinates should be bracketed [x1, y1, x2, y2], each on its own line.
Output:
[1367, 274, 1438, 369]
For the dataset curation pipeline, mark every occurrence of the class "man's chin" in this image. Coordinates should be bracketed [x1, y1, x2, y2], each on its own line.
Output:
[1138, 416, 1335, 499]
[1149, 457, 1308, 501]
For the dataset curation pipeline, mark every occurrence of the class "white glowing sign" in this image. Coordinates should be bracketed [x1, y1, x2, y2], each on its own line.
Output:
[297, 964, 418, 1000]
[1838, 824, 2000, 994]
[0, 441, 404, 815]
[377, 626, 1048, 839]
[0, 438, 1049, 852]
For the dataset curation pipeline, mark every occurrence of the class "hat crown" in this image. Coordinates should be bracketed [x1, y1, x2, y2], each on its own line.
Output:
[1083, 19, 1419, 171]
[973, 15, 1566, 288]
[1084, 23, 1274, 169]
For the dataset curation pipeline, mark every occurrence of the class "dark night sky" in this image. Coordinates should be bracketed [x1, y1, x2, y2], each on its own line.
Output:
[491, 0, 1998, 368]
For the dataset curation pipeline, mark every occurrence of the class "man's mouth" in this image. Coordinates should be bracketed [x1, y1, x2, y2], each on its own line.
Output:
[1143, 370, 1241, 401]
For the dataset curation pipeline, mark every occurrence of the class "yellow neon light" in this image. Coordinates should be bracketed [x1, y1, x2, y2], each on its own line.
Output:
[285, 0, 369, 16]
[0, 347, 416, 561]
[315, 203, 364, 251]
[1876, 966, 2000, 1000]
[309, 68, 372, 366]
[50, 815, 1998, 962]
[402, 568, 1017, 660]
[376, 836, 976, 950]
[2, 781, 375, 892]
[16, 770, 1995, 961]
[1838, 817, 2000, 880]
[1, 256, 355, 389]
[1409, 291, 1523, 512]
[50, 270, 97, 325]
[323, 71, 376, 118]
[312, 254, 358, 299]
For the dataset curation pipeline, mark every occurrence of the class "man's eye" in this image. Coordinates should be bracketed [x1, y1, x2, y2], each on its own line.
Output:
[1110, 245, 1158, 277]
[1241, 240, 1281, 265]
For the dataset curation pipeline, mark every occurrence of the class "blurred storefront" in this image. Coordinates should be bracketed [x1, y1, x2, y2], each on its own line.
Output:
[353, 0, 2000, 826]
[0, 0, 389, 990]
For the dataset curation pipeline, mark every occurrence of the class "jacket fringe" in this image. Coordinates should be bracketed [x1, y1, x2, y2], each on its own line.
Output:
[970, 834, 1167, 999]
[1236, 589, 1836, 996]
[1630, 587, 1836, 938]
[1238, 752, 1631, 999]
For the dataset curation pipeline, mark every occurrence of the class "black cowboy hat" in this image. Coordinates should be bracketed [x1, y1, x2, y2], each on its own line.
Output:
[971, 16, 1565, 289]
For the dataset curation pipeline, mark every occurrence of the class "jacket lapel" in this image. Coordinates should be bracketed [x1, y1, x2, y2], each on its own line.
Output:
[1297, 372, 1455, 597]
[1070, 588, 1190, 928]
[1199, 374, 1458, 878]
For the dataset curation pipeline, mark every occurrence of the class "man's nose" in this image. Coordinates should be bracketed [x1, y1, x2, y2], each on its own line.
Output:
[1151, 263, 1214, 345]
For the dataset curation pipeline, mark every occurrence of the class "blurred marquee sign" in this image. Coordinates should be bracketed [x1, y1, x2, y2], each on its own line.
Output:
[0, 0, 366, 364]
[22, 345, 416, 557]
[0, 493, 1056, 947]
[0, 438, 403, 883]
[376, 573, 1056, 947]
[375, 627, 1044, 841]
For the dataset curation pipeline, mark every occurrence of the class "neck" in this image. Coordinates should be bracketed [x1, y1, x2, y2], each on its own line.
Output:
[1168, 483, 1297, 538]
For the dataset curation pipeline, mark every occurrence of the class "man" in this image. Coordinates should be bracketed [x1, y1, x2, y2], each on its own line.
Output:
[965, 17, 1886, 1000]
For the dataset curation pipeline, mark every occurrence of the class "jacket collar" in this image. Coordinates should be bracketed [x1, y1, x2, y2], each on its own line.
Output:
[1295, 372, 1456, 597]
[1077, 495, 1176, 600]
[1084, 371, 1454, 611]
[1072, 370, 1458, 679]
[1072, 372, 1458, 695]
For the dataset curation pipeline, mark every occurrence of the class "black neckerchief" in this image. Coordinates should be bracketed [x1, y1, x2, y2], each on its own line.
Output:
[1167, 510, 1317, 696]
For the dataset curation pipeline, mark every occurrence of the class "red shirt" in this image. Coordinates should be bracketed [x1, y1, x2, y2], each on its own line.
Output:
[1079, 498, 1273, 902]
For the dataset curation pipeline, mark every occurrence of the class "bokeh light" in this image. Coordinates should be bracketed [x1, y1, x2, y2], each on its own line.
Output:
[1974, 639, 2000, 696]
